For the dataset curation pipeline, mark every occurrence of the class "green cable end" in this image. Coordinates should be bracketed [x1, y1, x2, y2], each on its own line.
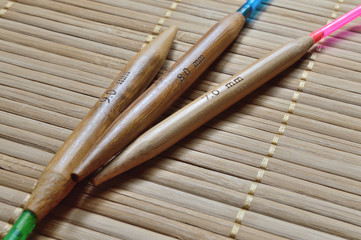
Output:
[4, 210, 37, 240]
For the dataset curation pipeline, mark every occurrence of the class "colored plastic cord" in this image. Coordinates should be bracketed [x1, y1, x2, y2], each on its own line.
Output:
[238, 0, 263, 18]
[310, 5, 361, 43]
[4, 210, 37, 240]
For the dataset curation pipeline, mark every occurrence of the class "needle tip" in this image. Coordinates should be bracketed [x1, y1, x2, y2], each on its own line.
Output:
[91, 177, 102, 186]
[91, 168, 110, 186]
[70, 173, 79, 182]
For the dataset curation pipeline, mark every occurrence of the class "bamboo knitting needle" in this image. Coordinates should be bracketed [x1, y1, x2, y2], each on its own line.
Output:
[92, 5, 361, 186]
[3, 26, 177, 240]
[72, 0, 265, 182]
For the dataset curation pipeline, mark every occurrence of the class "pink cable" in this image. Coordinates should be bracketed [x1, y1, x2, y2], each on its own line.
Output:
[310, 5, 361, 43]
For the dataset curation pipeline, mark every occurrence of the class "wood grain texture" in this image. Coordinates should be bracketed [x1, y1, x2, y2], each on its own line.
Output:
[72, 11, 246, 181]
[24, 25, 178, 220]
[93, 36, 315, 185]
[1, 1, 361, 239]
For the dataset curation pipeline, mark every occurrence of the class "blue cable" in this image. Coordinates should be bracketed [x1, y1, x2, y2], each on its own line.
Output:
[237, 0, 263, 18]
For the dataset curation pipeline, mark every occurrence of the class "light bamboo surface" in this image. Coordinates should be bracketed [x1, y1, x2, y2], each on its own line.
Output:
[0, 0, 361, 240]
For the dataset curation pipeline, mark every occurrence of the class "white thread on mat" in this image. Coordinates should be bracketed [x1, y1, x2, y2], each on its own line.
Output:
[8, 207, 22, 225]
[1, 0, 182, 236]
[0, 223, 12, 239]
[20, 194, 31, 208]
[228, 0, 344, 238]
[0, 3, 32, 235]
[0, 0, 13, 17]
[141, 0, 181, 49]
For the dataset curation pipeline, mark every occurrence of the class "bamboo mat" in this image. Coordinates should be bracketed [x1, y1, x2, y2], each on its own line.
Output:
[0, 0, 360, 239]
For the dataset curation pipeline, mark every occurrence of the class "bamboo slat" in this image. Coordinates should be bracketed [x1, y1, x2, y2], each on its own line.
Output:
[1, 0, 360, 239]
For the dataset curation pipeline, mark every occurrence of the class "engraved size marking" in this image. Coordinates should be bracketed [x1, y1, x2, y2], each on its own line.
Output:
[212, 90, 220, 95]
[100, 72, 130, 104]
[205, 76, 244, 101]
[100, 90, 116, 104]
[225, 76, 244, 88]
[193, 55, 205, 68]
[116, 71, 130, 85]
[205, 90, 220, 100]
[177, 55, 206, 82]
[229, 0, 344, 237]
[177, 67, 191, 82]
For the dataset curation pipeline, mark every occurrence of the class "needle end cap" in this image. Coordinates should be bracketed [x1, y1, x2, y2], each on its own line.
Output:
[4, 210, 37, 240]
[310, 30, 324, 43]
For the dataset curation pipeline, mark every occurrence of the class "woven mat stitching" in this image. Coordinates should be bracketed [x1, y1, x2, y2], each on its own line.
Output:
[0, 0, 184, 236]
[227, 0, 345, 238]
[141, 0, 182, 49]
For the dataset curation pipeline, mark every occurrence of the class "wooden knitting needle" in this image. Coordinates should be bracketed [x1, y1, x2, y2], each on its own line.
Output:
[72, 0, 265, 182]
[92, 5, 361, 186]
[4, 26, 177, 240]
